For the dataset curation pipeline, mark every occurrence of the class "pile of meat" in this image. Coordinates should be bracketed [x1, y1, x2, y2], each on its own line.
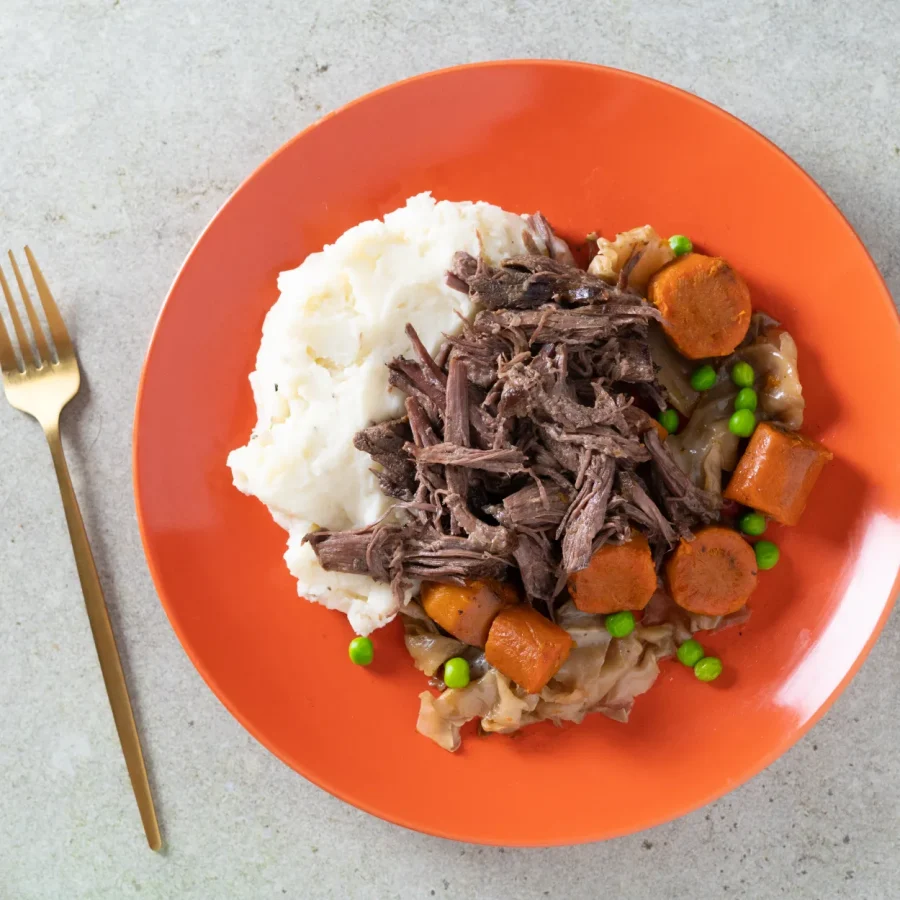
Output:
[305, 251, 721, 611]
[297, 213, 820, 751]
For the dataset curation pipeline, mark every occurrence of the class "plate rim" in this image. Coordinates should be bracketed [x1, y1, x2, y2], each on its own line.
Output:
[133, 59, 900, 845]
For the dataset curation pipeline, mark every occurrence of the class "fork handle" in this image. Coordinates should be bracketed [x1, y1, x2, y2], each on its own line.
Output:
[44, 420, 162, 851]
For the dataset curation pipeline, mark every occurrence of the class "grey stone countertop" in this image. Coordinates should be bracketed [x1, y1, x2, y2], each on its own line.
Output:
[1, 2, 898, 898]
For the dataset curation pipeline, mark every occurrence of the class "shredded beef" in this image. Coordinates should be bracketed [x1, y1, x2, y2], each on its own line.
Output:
[353, 419, 417, 501]
[305, 524, 509, 585]
[305, 215, 721, 603]
[643, 427, 721, 530]
[476, 303, 659, 346]
[589, 338, 656, 383]
[444, 357, 470, 534]
[488, 480, 571, 529]
[559, 454, 616, 573]
[410, 443, 528, 472]
[513, 531, 558, 601]
[525, 212, 577, 266]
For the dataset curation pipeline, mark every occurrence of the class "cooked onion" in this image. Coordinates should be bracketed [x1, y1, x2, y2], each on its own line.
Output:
[401, 603, 467, 676]
[648, 323, 700, 417]
[416, 670, 538, 751]
[667, 318, 805, 494]
[415, 600, 689, 750]
[667, 383, 740, 493]
[642, 588, 750, 637]
[737, 326, 805, 430]
[588, 225, 675, 294]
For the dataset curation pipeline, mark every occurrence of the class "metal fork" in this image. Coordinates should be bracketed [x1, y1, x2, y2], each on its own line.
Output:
[0, 248, 161, 851]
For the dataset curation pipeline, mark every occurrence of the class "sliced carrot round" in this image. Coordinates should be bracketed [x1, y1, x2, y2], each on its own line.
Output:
[568, 533, 658, 614]
[664, 526, 758, 616]
[649, 253, 752, 359]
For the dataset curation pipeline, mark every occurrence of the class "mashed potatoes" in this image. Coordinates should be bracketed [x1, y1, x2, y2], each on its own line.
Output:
[228, 193, 545, 634]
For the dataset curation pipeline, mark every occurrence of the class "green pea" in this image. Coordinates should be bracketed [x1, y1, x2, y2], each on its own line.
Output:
[690, 364, 717, 392]
[348, 636, 374, 666]
[443, 657, 471, 689]
[728, 408, 756, 437]
[731, 361, 755, 388]
[738, 511, 767, 536]
[669, 234, 693, 256]
[677, 639, 705, 667]
[694, 656, 723, 682]
[658, 408, 679, 434]
[734, 387, 758, 412]
[754, 540, 780, 570]
[605, 611, 636, 638]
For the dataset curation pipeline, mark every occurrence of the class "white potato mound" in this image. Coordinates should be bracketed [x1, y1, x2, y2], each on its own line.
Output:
[228, 193, 546, 635]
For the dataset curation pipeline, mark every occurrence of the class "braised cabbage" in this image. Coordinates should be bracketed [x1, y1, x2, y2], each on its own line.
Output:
[667, 318, 805, 493]
[414, 601, 681, 751]
[417, 669, 538, 752]
[647, 322, 700, 417]
[588, 225, 675, 294]
[738, 326, 805, 430]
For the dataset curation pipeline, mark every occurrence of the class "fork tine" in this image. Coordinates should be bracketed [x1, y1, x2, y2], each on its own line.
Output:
[9, 250, 52, 365]
[0, 264, 33, 367]
[0, 290, 18, 374]
[24, 247, 72, 361]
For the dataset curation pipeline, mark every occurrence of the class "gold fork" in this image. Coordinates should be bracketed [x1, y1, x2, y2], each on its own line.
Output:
[0, 248, 161, 851]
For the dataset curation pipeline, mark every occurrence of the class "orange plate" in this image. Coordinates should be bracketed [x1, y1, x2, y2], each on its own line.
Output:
[133, 61, 900, 845]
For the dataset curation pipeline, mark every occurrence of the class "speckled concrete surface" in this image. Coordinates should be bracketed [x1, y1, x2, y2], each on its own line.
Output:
[1, 2, 898, 898]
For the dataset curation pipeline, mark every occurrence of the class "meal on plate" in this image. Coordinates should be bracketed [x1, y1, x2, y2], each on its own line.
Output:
[228, 193, 832, 752]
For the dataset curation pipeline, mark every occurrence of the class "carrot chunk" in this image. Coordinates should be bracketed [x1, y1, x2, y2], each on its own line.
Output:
[724, 423, 832, 525]
[485, 606, 573, 694]
[568, 534, 658, 614]
[648, 253, 752, 359]
[421, 579, 518, 647]
[665, 526, 758, 616]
